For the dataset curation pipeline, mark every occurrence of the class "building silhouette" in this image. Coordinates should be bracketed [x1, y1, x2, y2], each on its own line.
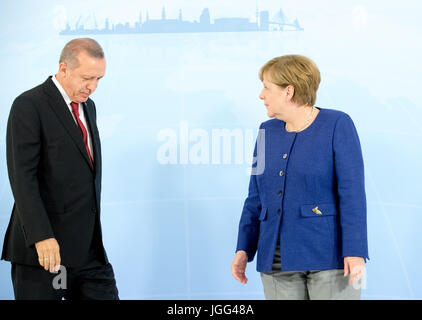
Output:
[60, 7, 303, 35]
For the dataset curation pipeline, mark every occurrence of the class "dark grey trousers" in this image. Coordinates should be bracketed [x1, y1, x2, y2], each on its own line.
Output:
[11, 261, 119, 300]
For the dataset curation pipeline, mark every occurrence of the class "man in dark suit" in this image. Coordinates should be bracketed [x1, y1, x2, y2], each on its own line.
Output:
[1, 38, 119, 300]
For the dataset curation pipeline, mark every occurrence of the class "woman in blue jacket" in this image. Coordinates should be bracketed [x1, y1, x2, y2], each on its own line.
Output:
[231, 55, 369, 300]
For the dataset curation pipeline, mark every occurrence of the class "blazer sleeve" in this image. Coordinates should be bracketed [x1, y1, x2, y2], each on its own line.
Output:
[6, 96, 55, 247]
[333, 113, 369, 261]
[235, 125, 264, 262]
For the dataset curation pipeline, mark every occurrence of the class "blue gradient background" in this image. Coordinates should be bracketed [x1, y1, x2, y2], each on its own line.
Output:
[0, 0, 421, 299]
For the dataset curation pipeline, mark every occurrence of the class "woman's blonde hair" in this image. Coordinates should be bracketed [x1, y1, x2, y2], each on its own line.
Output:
[259, 55, 321, 106]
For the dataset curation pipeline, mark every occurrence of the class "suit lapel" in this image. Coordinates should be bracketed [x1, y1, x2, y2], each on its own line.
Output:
[42, 77, 93, 171]
[82, 101, 100, 174]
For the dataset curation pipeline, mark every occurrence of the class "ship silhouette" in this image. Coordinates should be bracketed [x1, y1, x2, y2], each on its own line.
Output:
[60, 7, 303, 35]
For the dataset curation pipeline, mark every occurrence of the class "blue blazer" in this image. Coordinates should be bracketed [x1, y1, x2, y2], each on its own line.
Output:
[236, 108, 369, 272]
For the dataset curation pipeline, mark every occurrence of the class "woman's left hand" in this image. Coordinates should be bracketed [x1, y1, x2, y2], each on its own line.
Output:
[344, 256, 365, 285]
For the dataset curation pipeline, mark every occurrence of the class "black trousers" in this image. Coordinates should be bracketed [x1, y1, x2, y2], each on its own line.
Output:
[11, 261, 119, 300]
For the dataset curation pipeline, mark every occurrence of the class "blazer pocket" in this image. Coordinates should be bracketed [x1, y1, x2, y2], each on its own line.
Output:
[300, 203, 338, 217]
[259, 207, 268, 221]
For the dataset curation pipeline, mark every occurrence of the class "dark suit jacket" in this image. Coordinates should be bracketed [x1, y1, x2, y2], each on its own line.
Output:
[1, 77, 108, 268]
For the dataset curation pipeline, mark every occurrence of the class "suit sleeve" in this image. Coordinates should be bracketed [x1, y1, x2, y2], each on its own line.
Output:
[235, 124, 264, 262]
[333, 113, 369, 261]
[6, 96, 55, 247]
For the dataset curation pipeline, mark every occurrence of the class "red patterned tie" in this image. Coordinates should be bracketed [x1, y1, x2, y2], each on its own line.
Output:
[70, 101, 93, 168]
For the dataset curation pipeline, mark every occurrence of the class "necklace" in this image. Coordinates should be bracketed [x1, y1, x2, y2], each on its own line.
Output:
[286, 106, 315, 133]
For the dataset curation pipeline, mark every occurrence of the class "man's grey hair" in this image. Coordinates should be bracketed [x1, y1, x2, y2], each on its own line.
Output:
[59, 38, 104, 69]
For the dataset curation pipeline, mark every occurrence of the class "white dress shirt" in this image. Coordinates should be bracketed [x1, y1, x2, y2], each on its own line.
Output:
[51, 75, 94, 161]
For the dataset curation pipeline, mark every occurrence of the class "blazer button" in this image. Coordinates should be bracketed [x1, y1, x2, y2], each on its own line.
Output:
[283, 153, 288, 159]
[279, 170, 284, 176]
[91, 207, 97, 214]
[277, 190, 283, 197]
[277, 209, 281, 214]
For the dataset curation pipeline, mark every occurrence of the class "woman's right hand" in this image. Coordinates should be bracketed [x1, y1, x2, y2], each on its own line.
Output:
[231, 250, 248, 284]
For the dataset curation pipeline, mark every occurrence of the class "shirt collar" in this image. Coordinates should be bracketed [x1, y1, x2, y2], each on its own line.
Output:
[51, 75, 74, 107]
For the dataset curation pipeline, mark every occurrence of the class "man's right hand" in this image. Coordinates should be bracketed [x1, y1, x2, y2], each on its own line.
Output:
[35, 238, 61, 273]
